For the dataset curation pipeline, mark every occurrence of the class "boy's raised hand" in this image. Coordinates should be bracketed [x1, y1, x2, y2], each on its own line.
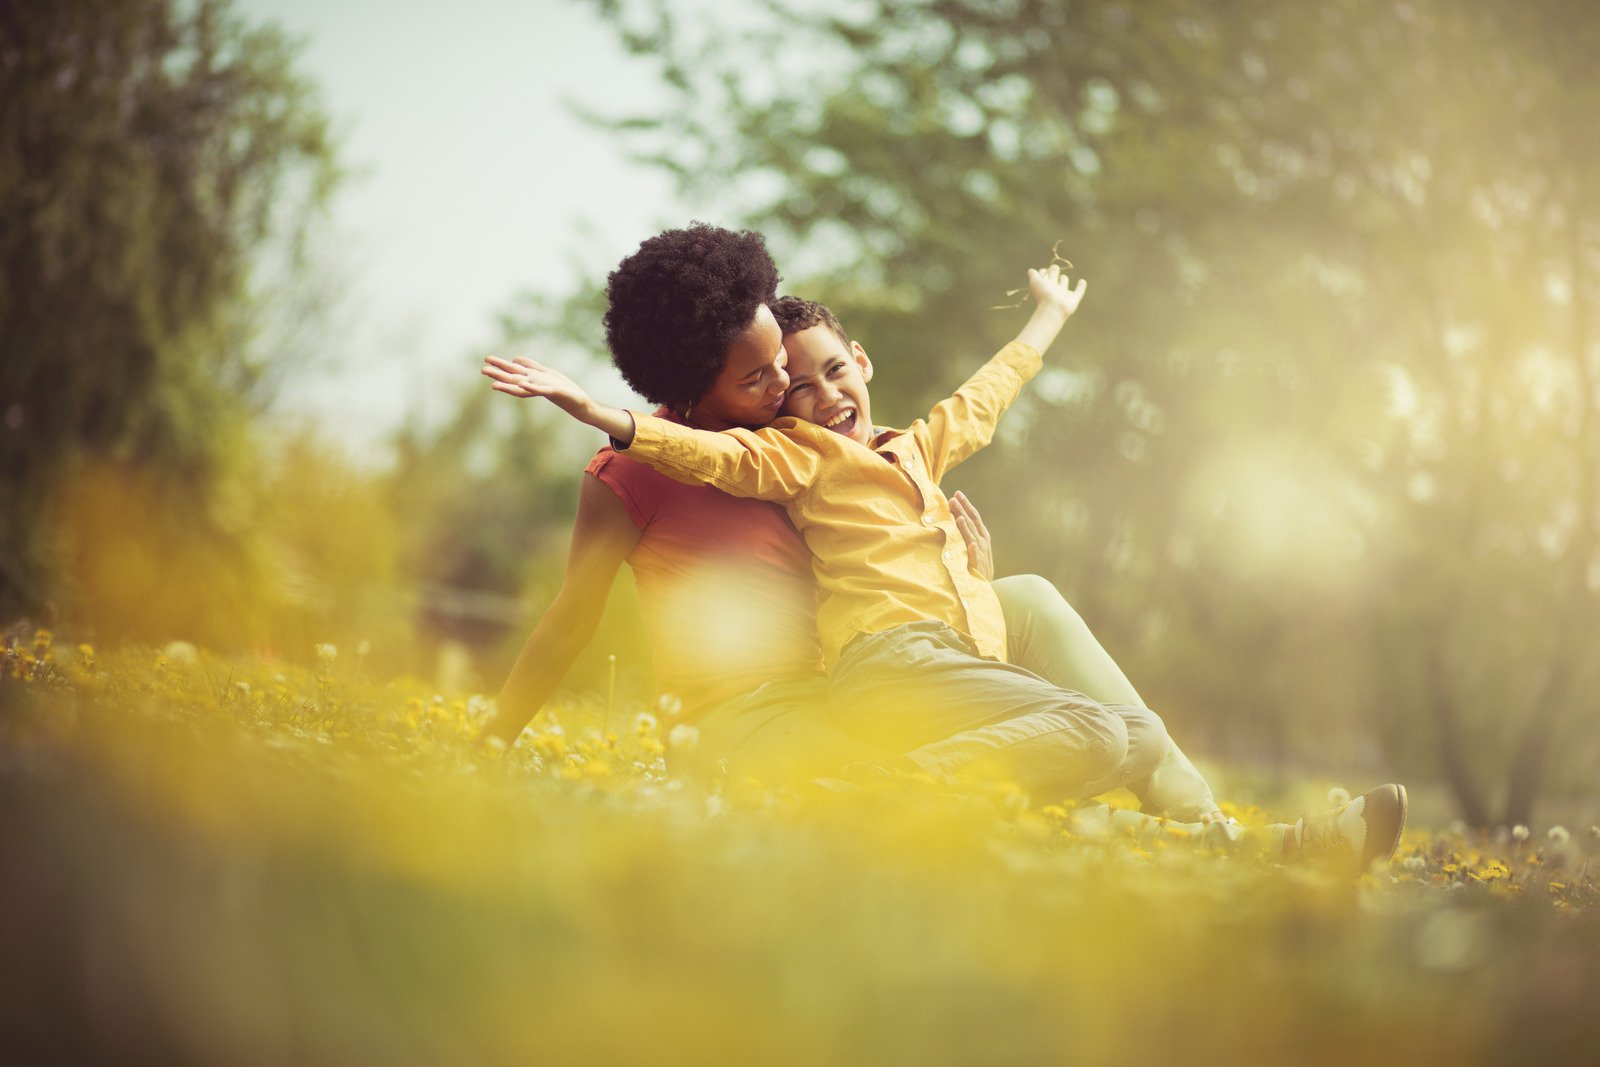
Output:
[482, 354, 639, 445]
[483, 355, 592, 416]
[1013, 262, 1087, 356]
[1028, 262, 1088, 319]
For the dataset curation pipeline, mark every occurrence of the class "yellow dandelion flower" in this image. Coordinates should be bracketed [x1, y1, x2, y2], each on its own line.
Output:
[532, 734, 568, 760]
[1472, 861, 1510, 882]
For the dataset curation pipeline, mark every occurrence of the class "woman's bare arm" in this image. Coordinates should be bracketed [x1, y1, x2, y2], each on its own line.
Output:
[482, 474, 642, 745]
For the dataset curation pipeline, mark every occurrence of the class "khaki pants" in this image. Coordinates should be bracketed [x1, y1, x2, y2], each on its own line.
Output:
[677, 575, 1219, 820]
[670, 673, 880, 783]
[831, 620, 1169, 802]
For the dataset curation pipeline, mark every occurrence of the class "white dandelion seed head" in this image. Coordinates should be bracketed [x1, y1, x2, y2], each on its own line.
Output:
[315, 643, 338, 664]
[162, 641, 198, 665]
[1326, 786, 1350, 808]
[667, 723, 700, 752]
[1547, 826, 1570, 845]
[1402, 855, 1427, 872]
[356, 640, 372, 658]
[1512, 824, 1530, 842]
[634, 711, 659, 734]
[656, 692, 684, 717]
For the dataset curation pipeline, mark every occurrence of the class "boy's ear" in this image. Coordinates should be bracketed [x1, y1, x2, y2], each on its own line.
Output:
[851, 340, 873, 383]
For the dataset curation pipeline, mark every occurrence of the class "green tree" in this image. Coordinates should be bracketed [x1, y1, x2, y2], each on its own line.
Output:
[582, 0, 1600, 824]
[0, 0, 338, 620]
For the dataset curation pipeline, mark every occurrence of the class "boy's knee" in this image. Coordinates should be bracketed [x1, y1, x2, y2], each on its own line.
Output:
[994, 572, 1055, 604]
[993, 573, 1085, 631]
[1120, 705, 1170, 782]
[1079, 704, 1131, 779]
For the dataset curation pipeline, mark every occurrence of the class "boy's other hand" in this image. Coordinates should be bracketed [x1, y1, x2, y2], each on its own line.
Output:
[483, 355, 592, 416]
[1028, 263, 1088, 320]
[951, 491, 994, 581]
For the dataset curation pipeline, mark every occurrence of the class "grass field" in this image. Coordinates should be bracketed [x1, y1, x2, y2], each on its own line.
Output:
[4, 631, 1598, 1065]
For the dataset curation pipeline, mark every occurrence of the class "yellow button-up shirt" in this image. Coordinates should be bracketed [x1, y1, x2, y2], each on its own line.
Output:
[623, 341, 1042, 669]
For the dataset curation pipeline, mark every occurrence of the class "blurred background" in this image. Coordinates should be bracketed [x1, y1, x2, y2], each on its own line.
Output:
[3, 0, 1597, 827]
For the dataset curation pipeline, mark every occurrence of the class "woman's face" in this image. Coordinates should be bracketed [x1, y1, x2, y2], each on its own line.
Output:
[684, 304, 789, 431]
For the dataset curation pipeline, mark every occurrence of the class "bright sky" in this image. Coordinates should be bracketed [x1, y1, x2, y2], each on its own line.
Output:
[240, 0, 707, 456]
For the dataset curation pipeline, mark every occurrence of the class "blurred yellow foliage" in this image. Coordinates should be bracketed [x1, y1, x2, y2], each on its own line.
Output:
[2, 630, 1598, 1062]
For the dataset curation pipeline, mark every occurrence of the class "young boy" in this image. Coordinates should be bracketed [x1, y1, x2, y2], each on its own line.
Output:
[484, 260, 1405, 869]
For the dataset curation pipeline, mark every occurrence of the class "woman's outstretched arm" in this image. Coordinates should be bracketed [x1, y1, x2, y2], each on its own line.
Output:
[482, 474, 642, 745]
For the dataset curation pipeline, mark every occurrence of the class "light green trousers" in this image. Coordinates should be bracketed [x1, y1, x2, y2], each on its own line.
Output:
[992, 574, 1219, 821]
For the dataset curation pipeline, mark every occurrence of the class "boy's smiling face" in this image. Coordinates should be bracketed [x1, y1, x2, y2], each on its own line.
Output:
[779, 324, 876, 446]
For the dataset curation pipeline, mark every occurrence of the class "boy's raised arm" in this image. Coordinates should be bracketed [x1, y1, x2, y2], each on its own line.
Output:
[1013, 264, 1087, 357]
[922, 264, 1088, 480]
[483, 354, 823, 503]
[482, 355, 639, 444]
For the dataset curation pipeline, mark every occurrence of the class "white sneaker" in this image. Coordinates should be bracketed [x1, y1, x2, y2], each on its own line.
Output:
[1286, 783, 1408, 874]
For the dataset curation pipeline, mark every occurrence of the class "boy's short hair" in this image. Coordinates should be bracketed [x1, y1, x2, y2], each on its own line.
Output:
[603, 223, 780, 411]
[771, 295, 851, 347]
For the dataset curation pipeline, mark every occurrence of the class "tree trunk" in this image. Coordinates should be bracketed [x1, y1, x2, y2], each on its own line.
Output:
[1426, 646, 1492, 827]
[1503, 184, 1598, 829]
[1500, 662, 1574, 829]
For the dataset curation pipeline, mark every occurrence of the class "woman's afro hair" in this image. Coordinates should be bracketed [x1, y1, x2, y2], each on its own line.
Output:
[603, 223, 781, 412]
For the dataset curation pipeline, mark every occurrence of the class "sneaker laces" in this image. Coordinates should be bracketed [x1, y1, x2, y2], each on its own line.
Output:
[1295, 809, 1346, 858]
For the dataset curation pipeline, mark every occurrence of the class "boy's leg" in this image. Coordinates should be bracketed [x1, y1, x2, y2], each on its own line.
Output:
[1069, 802, 1250, 848]
[674, 674, 884, 783]
[992, 574, 1220, 821]
[831, 622, 1168, 800]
